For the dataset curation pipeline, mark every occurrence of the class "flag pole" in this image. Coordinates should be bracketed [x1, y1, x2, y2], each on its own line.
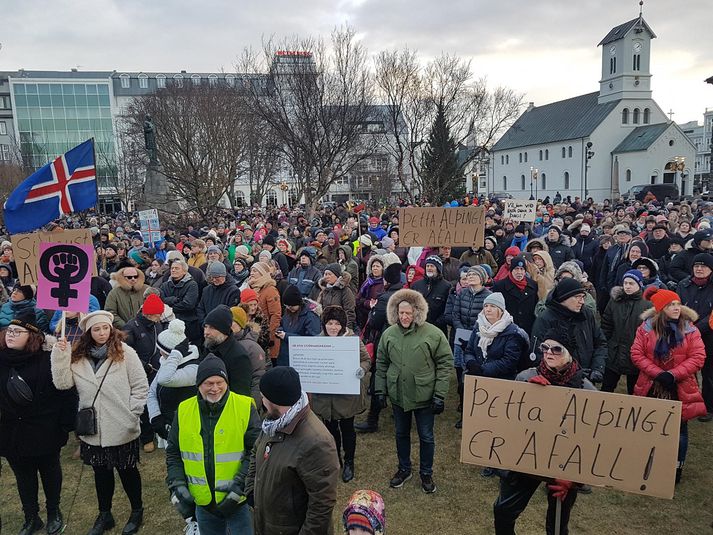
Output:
[90, 137, 99, 214]
[60, 311, 66, 340]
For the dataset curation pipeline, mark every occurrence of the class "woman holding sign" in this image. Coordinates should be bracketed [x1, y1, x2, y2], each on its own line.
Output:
[493, 331, 595, 535]
[311, 306, 371, 483]
[630, 287, 706, 484]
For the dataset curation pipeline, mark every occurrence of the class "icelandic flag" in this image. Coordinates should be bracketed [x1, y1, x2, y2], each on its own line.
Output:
[3, 139, 98, 234]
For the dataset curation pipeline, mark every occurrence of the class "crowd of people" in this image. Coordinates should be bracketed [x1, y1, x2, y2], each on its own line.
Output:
[0, 193, 711, 534]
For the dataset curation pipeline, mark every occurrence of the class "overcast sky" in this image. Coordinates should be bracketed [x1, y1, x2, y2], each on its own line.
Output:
[1, 0, 711, 124]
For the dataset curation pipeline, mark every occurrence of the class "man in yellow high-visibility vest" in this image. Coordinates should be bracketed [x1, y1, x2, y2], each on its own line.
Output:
[166, 353, 261, 535]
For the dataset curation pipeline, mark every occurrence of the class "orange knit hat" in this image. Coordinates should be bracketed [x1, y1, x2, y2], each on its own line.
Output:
[643, 287, 680, 312]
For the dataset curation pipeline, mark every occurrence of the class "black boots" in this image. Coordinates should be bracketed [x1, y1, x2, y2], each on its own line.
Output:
[342, 461, 355, 483]
[122, 508, 143, 535]
[46, 509, 65, 535]
[355, 404, 380, 433]
[18, 514, 44, 535]
[87, 512, 115, 535]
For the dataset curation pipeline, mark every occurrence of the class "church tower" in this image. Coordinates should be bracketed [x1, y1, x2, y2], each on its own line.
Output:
[598, 3, 656, 104]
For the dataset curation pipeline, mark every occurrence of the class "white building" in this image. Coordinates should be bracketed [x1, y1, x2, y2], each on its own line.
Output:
[680, 109, 713, 192]
[490, 13, 695, 201]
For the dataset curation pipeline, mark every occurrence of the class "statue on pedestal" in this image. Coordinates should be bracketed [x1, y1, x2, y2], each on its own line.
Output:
[143, 114, 157, 163]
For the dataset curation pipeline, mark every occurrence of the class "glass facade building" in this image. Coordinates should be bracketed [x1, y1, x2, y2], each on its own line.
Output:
[11, 81, 117, 188]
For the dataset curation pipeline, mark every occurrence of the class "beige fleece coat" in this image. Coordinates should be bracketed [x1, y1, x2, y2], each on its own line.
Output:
[50, 342, 148, 447]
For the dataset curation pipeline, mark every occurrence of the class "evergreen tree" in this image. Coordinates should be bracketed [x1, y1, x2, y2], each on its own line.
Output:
[421, 103, 464, 204]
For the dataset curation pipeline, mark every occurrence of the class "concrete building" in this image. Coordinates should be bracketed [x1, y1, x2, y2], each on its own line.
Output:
[680, 109, 713, 192]
[491, 12, 695, 202]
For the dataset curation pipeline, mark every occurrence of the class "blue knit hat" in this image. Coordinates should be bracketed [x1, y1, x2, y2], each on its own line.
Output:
[622, 269, 644, 288]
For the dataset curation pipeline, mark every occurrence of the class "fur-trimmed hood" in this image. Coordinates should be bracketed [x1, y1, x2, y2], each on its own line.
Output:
[386, 288, 428, 327]
[525, 238, 549, 253]
[318, 270, 352, 291]
[640, 304, 699, 325]
[112, 267, 146, 291]
[366, 254, 385, 277]
[532, 250, 555, 274]
[609, 285, 643, 302]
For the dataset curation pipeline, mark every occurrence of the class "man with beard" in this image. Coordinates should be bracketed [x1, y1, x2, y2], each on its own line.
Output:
[246, 367, 339, 535]
[203, 305, 252, 398]
[166, 354, 261, 534]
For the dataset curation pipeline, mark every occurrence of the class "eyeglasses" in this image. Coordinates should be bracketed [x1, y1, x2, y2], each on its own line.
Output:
[540, 343, 565, 355]
[6, 328, 29, 337]
[125, 275, 139, 280]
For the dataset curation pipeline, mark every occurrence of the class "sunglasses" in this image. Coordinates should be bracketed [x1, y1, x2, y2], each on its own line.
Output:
[125, 275, 139, 280]
[540, 343, 565, 355]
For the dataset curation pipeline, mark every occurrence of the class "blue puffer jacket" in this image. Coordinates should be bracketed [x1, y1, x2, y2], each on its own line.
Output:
[0, 299, 50, 332]
[276, 301, 322, 366]
[452, 287, 492, 331]
[463, 322, 529, 380]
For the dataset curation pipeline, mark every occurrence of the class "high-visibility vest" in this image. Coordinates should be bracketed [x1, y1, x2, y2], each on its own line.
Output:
[177, 392, 252, 506]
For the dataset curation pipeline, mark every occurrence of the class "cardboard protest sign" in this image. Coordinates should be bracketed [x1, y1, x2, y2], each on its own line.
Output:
[502, 199, 537, 222]
[460, 376, 681, 499]
[138, 209, 161, 245]
[289, 336, 360, 395]
[11, 229, 96, 285]
[36, 242, 93, 313]
[398, 206, 485, 248]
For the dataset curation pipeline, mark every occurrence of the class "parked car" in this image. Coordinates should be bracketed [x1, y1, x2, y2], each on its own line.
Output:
[625, 183, 679, 202]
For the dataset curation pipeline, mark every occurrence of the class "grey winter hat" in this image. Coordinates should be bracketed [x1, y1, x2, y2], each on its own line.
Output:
[206, 261, 227, 278]
[467, 265, 487, 284]
[483, 292, 506, 312]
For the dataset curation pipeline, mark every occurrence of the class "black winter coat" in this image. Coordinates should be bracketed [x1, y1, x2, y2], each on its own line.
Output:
[463, 322, 529, 380]
[160, 274, 200, 324]
[669, 246, 712, 282]
[530, 295, 607, 375]
[368, 282, 403, 345]
[544, 237, 574, 269]
[492, 277, 539, 336]
[0, 347, 77, 458]
[572, 235, 598, 276]
[411, 275, 451, 333]
[452, 287, 492, 330]
[206, 335, 253, 398]
[197, 280, 241, 323]
[645, 236, 671, 260]
[600, 287, 651, 375]
[676, 276, 713, 354]
[91, 276, 113, 309]
[123, 313, 167, 376]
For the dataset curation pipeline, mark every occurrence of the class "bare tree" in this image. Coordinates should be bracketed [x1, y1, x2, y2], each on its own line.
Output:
[234, 110, 282, 206]
[238, 26, 377, 213]
[0, 143, 27, 221]
[125, 82, 247, 221]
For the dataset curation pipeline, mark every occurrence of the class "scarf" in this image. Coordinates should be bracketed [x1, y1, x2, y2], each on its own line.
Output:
[89, 344, 108, 372]
[261, 391, 309, 438]
[692, 275, 710, 287]
[0, 347, 39, 368]
[476, 310, 513, 357]
[654, 320, 684, 361]
[508, 271, 527, 291]
[359, 276, 383, 298]
[536, 359, 584, 388]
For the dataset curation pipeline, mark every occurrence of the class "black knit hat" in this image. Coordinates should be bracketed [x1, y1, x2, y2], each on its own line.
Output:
[552, 278, 585, 303]
[196, 353, 228, 386]
[324, 263, 342, 277]
[693, 253, 713, 271]
[10, 309, 40, 334]
[322, 305, 348, 334]
[542, 328, 573, 354]
[203, 305, 233, 336]
[510, 255, 527, 270]
[282, 284, 303, 307]
[260, 366, 302, 406]
[13, 285, 34, 301]
[384, 263, 402, 285]
[262, 234, 276, 247]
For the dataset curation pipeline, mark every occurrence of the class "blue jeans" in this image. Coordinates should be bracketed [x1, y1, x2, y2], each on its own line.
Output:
[196, 504, 253, 535]
[392, 404, 435, 476]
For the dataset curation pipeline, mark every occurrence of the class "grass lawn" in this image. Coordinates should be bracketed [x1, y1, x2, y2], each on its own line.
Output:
[2, 377, 712, 534]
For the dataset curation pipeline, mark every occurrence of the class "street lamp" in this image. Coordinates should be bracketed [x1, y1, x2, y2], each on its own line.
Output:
[584, 142, 595, 198]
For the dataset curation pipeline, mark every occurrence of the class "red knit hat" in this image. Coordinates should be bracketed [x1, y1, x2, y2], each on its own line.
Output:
[142, 293, 165, 315]
[643, 286, 680, 312]
[240, 288, 259, 303]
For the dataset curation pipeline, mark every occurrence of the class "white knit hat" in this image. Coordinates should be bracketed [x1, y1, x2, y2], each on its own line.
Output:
[79, 311, 114, 332]
[157, 319, 187, 352]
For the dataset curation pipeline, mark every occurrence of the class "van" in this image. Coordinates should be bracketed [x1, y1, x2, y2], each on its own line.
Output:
[625, 183, 679, 202]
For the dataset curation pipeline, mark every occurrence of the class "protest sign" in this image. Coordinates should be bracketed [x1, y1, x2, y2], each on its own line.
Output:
[289, 336, 360, 395]
[139, 209, 162, 245]
[398, 206, 485, 248]
[11, 229, 96, 285]
[36, 242, 93, 313]
[502, 199, 537, 222]
[460, 376, 681, 499]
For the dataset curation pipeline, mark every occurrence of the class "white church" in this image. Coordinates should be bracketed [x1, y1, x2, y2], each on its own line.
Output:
[490, 10, 696, 202]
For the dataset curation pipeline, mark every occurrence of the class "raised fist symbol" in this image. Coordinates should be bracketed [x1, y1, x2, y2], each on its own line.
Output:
[39, 245, 90, 307]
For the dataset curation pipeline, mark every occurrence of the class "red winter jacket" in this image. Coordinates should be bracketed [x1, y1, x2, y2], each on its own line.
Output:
[630, 306, 707, 422]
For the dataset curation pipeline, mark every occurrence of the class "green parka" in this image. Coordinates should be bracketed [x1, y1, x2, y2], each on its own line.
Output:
[375, 289, 453, 411]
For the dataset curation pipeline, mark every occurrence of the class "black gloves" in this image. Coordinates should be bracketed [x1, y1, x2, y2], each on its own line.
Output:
[150, 415, 170, 440]
[170, 484, 194, 518]
[655, 371, 676, 390]
[431, 396, 445, 415]
[217, 491, 245, 518]
[174, 338, 190, 356]
[465, 360, 482, 375]
[589, 370, 603, 384]
[377, 395, 388, 409]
